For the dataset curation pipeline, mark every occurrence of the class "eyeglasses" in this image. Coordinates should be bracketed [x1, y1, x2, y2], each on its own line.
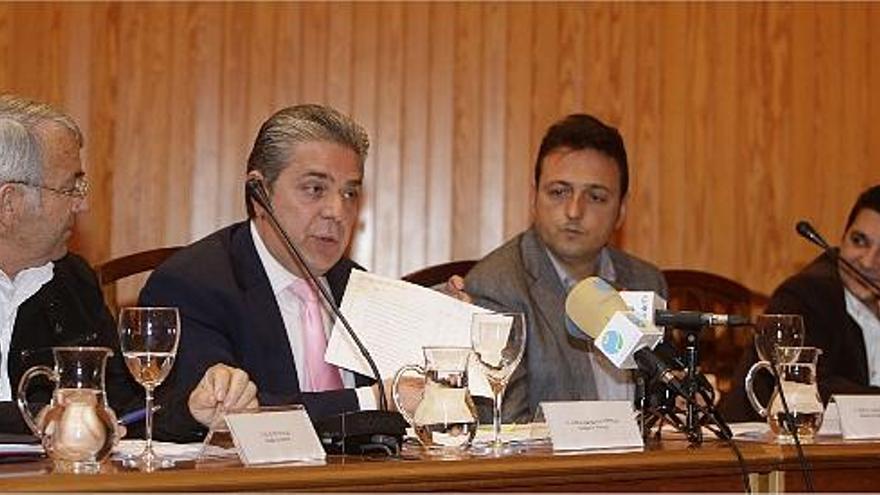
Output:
[5, 176, 90, 199]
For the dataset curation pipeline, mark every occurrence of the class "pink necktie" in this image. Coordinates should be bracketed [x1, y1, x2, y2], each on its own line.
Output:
[288, 279, 343, 392]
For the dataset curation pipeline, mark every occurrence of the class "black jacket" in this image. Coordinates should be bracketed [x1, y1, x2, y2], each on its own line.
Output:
[140, 221, 368, 442]
[720, 252, 880, 422]
[2, 254, 142, 434]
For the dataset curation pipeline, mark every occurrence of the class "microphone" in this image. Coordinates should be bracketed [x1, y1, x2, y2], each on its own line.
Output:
[565, 277, 665, 370]
[796, 220, 831, 250]
[797, 220, 880, 297]
[565, 278, 735, 440]
[246, 177, 406, 454]
[654, 310, 751, 328]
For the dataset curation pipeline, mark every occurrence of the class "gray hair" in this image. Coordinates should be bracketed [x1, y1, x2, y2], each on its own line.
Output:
[0, 118, 42, 185]
[0, 94, 83, 186]
[246, 104, 370, 217]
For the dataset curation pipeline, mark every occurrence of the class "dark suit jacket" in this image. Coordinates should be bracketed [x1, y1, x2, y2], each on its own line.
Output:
[464, 228, 668, 423]
[720, 252, 880, 422]
[2, 254, 142, 434]
[140, 221, 367, 442]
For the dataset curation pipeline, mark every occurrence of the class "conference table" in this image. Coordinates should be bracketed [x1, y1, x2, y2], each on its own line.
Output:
[2, 434, 880, 492]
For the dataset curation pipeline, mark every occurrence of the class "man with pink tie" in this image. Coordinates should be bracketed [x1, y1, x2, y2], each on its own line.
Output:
[141, 104, 380, 442]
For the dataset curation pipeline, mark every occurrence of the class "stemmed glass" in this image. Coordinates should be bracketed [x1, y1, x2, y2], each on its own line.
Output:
[754, 314, 806, 364]
[118, 307, 180, 471]
[470, 312, 526, 452]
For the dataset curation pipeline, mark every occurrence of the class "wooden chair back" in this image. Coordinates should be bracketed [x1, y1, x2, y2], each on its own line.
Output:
[662, 269, 769, 399]
[96, 246, 181, 313]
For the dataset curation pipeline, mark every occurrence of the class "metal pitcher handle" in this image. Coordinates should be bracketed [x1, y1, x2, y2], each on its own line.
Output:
[392, 364, 424, 427]
[745, 360, 772, 418]
[17, 365, 56, 437]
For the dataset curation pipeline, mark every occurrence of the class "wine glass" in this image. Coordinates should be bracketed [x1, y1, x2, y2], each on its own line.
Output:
[470, 312, 526, 452]
[754, 314, 805, 364]
[118, 307, 180, 471]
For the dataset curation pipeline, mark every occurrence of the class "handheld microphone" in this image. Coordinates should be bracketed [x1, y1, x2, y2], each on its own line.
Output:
[565, 279, 736, 442]
[796, 219, 880, 297]
[246, 177, 405, 454]
[565, 277, 664, 370]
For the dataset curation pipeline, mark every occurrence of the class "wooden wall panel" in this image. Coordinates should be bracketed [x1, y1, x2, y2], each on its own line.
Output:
[2, 2, 879, 303]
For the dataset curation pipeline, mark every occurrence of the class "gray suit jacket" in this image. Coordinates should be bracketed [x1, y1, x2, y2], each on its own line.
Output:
[465, 228, 667, 423]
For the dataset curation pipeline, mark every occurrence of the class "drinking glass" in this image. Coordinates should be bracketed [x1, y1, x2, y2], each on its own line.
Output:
[118, 307, 180, 471]
[470, 312, 526, 451]
[754, 314, 806, 364]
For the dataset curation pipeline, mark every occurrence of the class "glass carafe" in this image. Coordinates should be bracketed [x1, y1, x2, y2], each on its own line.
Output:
[17, 346, 119, 473]
[745, 346, 824, 441]
[393, 346, 478, 454]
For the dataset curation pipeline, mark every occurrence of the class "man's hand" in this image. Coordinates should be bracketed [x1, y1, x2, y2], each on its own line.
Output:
[442, 275, 472, 304]
[188, 363, 259, 427]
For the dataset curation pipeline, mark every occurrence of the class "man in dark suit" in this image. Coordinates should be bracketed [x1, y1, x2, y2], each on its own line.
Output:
[721, 185, 880, 421]
[0, 94, 141, 433]
[141, 104, 381, 441]
[464, 114, 667, 423]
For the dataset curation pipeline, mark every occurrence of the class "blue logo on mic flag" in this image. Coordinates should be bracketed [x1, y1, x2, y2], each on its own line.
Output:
[600, 330, 624, 355]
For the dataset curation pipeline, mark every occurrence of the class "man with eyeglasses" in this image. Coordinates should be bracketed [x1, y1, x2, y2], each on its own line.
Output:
[0, 94, 141, 434]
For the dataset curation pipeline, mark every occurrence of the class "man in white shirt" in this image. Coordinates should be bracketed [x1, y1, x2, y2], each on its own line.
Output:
[0, 94, 144, 432]
[0, 94, 256, 437]
[141, 104, 385, 441]
[722, 185, 880, 421]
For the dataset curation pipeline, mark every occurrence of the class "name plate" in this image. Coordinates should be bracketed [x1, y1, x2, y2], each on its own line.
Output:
[541, 401, 644, 452]
[827, 395, 880, 440]
[225, 407, 326, 465]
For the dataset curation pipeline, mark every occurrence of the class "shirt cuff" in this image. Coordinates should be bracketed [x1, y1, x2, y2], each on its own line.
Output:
[355, 386, 378, 410]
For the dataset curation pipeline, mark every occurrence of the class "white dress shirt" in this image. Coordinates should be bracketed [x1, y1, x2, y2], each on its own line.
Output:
[844, 288, 880, 387]
[0, 262, 54, 401]
[546, 248, 635, 401]
[250, 222, 375, 408]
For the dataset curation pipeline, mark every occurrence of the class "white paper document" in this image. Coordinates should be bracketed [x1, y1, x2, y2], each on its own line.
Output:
[113, 440, 202, 461]
[325, 271, 492, 395]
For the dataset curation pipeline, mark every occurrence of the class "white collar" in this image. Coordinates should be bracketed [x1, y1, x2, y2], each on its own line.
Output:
[844, 287, 880, 330]
[0, 261, 55, 305]
[250, 221, 302, 296]
[250, 221, 332, 298]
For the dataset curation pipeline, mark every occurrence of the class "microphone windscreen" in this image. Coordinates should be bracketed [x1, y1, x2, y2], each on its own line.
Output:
[565, 277, 628, 340]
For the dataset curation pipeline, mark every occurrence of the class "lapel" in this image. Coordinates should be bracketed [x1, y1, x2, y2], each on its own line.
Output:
[228, 224, 302, 396]
[820, 252, 872, 385]
[226, 224, 369, 393]
[520, 229, 567, 336]
[519, 228, 598, 397]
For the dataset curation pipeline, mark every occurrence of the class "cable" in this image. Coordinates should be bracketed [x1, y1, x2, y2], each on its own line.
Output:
[641, 377, 751, 493]
[768, 358, 814, 492]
